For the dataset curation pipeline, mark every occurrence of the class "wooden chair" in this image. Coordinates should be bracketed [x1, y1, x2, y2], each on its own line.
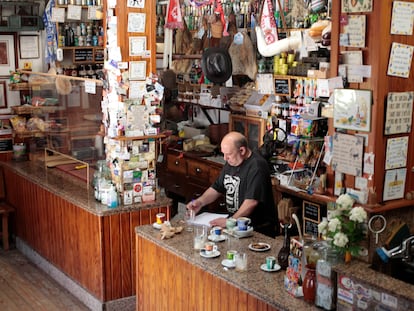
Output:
[0, 168, 14, 251]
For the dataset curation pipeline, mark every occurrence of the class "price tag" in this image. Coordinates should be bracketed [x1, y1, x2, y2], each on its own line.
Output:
[85, 80, 96, 94]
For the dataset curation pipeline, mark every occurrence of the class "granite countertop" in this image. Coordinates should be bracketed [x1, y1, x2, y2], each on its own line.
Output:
[2, 160, 172, 217]
[136, 223, 320, 311]
[136, 221, 414, 310]
[333, 260, 414, 304]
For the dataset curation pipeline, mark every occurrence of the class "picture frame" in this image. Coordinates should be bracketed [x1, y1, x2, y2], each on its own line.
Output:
[0, 81, 7, 108]
[0, 34, 17, 76]
[333, 88, 372, 132]
[128, 13, 146, 33]
[129, 61, 147, 80]
[19, 35, 40, 59]
[383, 168, 407, 201]
[127, 0, 145, 8]
[129, 36, 147, 57]
[384, 91, 413, 135]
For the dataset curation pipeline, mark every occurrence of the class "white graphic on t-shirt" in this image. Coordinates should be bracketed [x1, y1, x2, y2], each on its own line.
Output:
[224, 174, 240, 213]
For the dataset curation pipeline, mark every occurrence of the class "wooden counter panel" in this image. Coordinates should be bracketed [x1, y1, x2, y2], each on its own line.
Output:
[136, 236, 278, 311]
[3, 166, 170, 302]
[4, 168, 104, 298]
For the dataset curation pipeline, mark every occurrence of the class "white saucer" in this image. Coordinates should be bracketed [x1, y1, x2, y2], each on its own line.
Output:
[208, 234, 227, 242]
[200, 250, 221, 258]
[221, 259, 235, 268]
[234, 226, 254, 238]
[152, 222, 162, 230]
[248, 242, 271, 252]
[260, 263, 281, 272]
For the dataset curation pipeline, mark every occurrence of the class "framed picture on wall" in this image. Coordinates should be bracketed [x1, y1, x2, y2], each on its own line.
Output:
[0, 34, 17, 76]
[333, 89, 372, 132]
[0, 81, 7, 109]
[0, 81, 7, 108]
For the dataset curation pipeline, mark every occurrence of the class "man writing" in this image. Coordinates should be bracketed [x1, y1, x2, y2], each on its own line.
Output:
[187, 131, 278, 238]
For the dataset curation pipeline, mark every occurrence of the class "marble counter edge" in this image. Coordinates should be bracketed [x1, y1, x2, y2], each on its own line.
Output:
[333, 260, 414, 303]
[1, 161, 172, 217]
[135, 223, 320, 311]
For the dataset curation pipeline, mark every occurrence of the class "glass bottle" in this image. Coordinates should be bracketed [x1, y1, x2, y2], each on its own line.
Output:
[277, 223, 291, 270]
[303, 264, 317, 303]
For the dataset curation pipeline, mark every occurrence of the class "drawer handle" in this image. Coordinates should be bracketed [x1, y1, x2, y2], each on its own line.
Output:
[175, 160, 179, 165]
[174, 184, 181, 188]
[196, 168, 202, 173]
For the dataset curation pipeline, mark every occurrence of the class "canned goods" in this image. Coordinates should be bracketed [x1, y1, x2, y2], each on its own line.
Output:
[58, 35, 65, 47]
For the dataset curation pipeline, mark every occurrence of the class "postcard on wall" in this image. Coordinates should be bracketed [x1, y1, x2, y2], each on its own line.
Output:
[383, 168, 407, 201]
[385, 91, 413, 135]
[387, 42, 414, 78]
[341, 0, 373, 13]
[128, 13, 146, 33]
[341, 50, 363, 83]
[127, 0, 145, 8]
[385, 136, 409, 170]
[51, 7, 65, 23]
[333, 88, 372, 132]
[332, 132, 364, 177]
[67, 5, 82, 20]
[391, 1, 414, 35]
[342, 15, 366, 48]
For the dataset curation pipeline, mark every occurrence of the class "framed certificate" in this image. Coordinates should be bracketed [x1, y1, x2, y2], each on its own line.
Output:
[129, 61, 147, 80]
[19, 35, 40, 59]
[129, 36, 147, 57]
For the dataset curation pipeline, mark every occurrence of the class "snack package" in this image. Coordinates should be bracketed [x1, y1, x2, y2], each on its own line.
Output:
[10, 116, 27, 133]
[284, 237, 304, 297]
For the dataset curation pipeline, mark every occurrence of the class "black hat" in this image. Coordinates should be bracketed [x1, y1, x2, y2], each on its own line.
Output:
[201, 47, 232, 84]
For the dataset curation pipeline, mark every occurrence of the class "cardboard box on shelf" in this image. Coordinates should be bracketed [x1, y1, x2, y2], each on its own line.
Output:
[183, 126, 207, 138]
[244, 92, 275, 119]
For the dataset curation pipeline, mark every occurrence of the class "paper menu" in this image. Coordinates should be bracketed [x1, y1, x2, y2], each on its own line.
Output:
[191, 212, 229, 227]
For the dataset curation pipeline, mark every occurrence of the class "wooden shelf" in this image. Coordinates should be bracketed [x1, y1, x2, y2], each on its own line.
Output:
[112, 134, 166, 141]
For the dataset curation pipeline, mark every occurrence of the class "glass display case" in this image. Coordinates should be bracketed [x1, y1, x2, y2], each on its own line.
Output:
[9, 71, 104, 164]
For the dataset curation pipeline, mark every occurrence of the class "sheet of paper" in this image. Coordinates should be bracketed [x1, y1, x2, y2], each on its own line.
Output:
[191, 212, 229, 227]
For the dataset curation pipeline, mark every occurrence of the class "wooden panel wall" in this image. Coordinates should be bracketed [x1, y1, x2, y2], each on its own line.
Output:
[3, 167, 169, 302]
[136, 236, 278, 311]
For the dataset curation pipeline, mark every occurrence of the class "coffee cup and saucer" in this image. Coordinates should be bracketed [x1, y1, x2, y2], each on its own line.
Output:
[200, 242, 220, 258]
[208, 226, 227, 242]
[260, 256, 281, 272]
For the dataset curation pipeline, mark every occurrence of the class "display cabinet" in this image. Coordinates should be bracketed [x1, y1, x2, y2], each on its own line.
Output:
[0, 1, 44, 32]
[9, 72, 103, 162]
[54, 3, 104, 77]
[229, 114, 267, 150]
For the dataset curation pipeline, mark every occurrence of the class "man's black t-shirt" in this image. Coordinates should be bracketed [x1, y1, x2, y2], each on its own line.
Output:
[211, 151, 278, 237]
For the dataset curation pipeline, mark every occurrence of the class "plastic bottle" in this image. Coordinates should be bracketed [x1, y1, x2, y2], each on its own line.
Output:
[107, 185, 118, 208]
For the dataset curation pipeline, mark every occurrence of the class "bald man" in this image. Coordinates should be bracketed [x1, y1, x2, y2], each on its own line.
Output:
[187, 131, 278, 238]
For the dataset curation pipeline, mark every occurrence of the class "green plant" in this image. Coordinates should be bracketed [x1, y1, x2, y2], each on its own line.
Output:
[318, 194, 367, 256]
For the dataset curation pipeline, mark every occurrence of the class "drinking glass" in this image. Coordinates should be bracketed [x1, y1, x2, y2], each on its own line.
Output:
[235, 252, 248, 271]
[184, 209, 195, 232]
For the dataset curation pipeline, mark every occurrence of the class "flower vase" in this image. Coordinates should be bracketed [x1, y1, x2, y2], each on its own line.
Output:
[344, 250, 352, 264]
[303, 264, 316, 303]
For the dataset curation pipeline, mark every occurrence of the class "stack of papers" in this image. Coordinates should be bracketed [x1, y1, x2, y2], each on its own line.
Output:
[191, 212, 229, 227]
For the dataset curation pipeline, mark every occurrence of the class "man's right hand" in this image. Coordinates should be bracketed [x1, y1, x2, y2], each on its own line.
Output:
[186, 199, 202, 214]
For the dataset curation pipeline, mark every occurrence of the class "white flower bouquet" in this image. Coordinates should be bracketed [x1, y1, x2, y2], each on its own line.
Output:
[318, 194, 368, 256]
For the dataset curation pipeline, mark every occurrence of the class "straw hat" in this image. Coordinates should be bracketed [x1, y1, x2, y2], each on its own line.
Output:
[201, 47, 232, 84]
[55, 76, 72, 95]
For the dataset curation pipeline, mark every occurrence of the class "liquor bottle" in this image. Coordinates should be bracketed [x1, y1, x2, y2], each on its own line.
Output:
[277, 223, 291, 270]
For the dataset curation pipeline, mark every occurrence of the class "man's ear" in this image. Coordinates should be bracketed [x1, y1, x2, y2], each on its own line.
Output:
[240, 146, 247, 155]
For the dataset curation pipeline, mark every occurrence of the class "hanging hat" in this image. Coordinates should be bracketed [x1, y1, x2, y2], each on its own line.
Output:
[201, 47, 232, 84]
[55, 76, 73, 95]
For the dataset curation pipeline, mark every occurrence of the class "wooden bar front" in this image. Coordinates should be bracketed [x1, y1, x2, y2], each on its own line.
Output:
[2, 162, 171, 304]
